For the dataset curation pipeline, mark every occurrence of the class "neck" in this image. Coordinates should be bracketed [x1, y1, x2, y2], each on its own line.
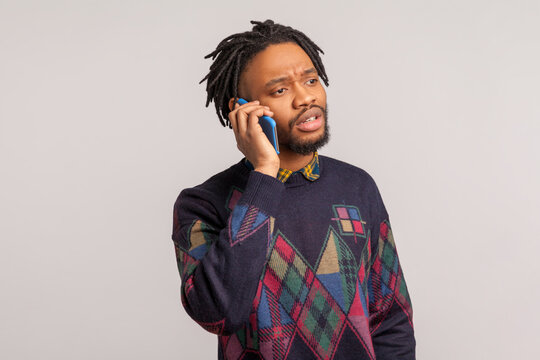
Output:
[278, 149, 314, 172]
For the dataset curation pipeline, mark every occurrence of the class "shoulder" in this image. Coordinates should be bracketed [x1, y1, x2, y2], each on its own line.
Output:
[191, 160, 249, 194]
[173, 160, 249, 216]
[319, 155, 379, 189]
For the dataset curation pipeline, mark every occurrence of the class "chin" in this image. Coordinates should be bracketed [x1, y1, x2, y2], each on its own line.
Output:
[288, 124, 330, 155]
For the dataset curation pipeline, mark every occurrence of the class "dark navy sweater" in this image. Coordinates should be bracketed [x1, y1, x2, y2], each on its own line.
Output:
[172, 155, 415, 359]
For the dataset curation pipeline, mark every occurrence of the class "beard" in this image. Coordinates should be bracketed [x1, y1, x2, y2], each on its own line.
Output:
[284, 104, 330, 156]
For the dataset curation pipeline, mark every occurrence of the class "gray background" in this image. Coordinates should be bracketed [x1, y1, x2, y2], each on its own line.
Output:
[1, 0, 539, 359]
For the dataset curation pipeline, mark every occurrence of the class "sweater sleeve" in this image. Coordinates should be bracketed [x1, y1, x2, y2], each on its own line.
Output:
[172, 171, 284, 335]
[368, 217, 416, 359]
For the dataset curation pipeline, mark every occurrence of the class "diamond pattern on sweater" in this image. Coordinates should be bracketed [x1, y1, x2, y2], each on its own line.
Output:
[315, 227, 358, 313]
[263, 234, 314, 322]
[296, 279, 347, 358]
[368, 221, 413, 326]
[262, 232, 352, 359]
[230, 204, 270, 246]
[174, 220, 218, 278]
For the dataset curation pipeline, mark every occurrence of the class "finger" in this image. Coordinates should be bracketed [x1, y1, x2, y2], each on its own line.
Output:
[234, 103, 266, 117]
[229, 100, 257, 128]
[239, 100, 259, 107]
[236, 104, 270, 134]
[235, 107, 249, 135]
[247, 108, 274, 133]
[229, 101, 259, 130]
[230, 100, 259, 117]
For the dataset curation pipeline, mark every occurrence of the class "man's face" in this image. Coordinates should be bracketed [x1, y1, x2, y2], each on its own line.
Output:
[238, 42, 329, 155]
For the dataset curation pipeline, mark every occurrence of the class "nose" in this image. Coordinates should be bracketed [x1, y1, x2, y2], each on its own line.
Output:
[292, 82, 316, 109]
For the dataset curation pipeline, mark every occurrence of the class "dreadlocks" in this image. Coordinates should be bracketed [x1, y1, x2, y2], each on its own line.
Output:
[199, 19, 329, 128]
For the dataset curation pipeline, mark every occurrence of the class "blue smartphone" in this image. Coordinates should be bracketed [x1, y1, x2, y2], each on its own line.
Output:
[236, 98, 279, 154]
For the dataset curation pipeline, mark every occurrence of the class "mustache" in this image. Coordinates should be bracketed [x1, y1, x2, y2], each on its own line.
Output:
[288, 105, 326, 129]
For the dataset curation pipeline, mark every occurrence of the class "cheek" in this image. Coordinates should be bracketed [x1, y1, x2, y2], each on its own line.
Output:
[266, 104, 292, 127]
[270, 112, 294, 141]
[272, 111, 292, 135]
[317, 87, 327, 104]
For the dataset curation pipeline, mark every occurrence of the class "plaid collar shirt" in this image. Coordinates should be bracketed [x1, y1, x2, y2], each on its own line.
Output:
[276, 152, 320, 183]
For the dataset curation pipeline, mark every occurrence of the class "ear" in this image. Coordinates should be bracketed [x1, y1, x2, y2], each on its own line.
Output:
[228, 98, 237, 112]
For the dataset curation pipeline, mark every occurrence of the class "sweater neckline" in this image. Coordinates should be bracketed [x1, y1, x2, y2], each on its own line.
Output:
[237, 155, 325, 187]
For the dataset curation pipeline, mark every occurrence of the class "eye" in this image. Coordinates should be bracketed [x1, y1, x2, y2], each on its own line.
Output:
[306, 78, 318, 85]
[273, 88, 286, 95]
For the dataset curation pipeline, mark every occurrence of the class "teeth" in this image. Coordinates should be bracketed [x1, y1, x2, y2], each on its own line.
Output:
[303, 116, 316, 123]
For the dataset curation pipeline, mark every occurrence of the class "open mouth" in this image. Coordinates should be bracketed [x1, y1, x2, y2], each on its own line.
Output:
[300, 115, 318, 124]
[295, 107, 324, 132]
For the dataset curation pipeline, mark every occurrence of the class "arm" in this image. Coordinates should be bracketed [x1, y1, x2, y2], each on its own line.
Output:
[172, 99, 280, 335]
[172, 171, 284, 335]
[368, 219, 416, 359]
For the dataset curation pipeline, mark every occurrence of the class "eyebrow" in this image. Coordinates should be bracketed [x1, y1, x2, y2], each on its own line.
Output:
[264, 67, 317, 88]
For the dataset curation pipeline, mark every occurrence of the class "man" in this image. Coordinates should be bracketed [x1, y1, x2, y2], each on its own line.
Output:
[172, 20, 415, 359]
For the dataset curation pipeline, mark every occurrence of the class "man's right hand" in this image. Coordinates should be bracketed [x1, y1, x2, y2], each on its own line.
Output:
[228, 100, 280, 178]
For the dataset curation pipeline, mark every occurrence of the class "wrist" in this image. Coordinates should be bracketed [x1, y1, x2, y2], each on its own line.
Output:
[254, 165, 279, 178]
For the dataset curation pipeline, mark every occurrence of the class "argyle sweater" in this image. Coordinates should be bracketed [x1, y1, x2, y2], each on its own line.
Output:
[172, 155, 415, 359]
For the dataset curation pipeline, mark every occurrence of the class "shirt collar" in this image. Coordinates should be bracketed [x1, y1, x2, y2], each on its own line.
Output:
[276, 152, 320, 183]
